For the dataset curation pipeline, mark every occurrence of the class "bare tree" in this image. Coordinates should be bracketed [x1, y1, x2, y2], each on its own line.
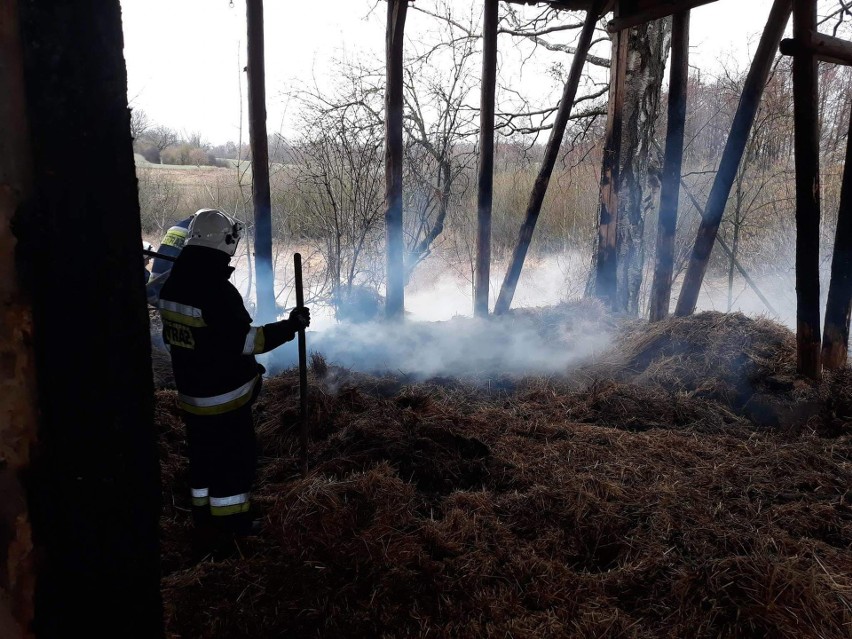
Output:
[129, 107, 150, 140]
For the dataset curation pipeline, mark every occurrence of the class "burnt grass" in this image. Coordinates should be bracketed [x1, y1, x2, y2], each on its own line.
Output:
[156, 311, 852, 638]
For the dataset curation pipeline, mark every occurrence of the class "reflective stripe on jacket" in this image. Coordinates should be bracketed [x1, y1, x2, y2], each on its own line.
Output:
[158, 245, 265, 415]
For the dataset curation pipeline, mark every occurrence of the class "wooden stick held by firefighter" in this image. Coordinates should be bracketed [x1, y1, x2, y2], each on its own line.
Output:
[156, 209, 310, 551]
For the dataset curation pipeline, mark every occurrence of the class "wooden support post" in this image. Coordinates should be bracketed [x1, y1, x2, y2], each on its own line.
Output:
[474, 0, 498, 318]
[594, 11, 628, 309]
[385, 0, 407, 320]
[495, 2, 603, 315]
[792, 0, 822, 379]
[16, 1, 163, 634]
[674, 0, 791, 317]
[822, 114, 852, 370]
[649, 10, 690, 322]
[246, 0, 276, 323]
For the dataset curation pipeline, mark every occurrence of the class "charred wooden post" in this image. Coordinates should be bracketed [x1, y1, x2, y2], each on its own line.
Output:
[246, 0, 276, 323]
[15, 0, 163, 635]
[822, 113, 852, 370]
[474, 0, 499, 318]
[791, 0, 822, 379]
[674, 0, 792, 317]
[594, 10, 629, 309]
[649, 10, 689, 322]
[495, 3, 603, 315]
[0, 0, 37, 634]
[385, 0, 408, 320]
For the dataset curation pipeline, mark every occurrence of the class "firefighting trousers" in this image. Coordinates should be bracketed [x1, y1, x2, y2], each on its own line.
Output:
[184, 402, 256, 533]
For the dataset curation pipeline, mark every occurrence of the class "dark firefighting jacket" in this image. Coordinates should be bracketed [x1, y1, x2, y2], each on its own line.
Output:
[158, 245, 297, 415]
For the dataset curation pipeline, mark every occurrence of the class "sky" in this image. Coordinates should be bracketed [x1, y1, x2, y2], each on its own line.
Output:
[119, 0, 783, 145]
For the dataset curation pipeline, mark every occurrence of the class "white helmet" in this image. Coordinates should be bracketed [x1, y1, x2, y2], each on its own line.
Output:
[185, 209, 245, 256]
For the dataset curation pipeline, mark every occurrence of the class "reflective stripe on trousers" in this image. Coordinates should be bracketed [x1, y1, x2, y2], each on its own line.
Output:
[191, 487, 209, 507]
[178, 375, 259, 415]
[210, 492, 251, 517]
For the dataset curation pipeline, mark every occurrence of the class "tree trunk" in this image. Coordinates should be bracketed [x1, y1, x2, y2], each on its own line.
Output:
[246, 0, 276, 322]
[614, 18, 672, 315]
[16, 1, 163, 635]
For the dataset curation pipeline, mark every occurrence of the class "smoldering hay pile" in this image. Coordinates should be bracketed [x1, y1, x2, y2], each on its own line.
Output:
[155, 306, 852, 638]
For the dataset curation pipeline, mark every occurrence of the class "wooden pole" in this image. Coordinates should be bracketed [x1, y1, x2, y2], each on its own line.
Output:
[792, 0, 822, 379]
[17, 1, 163, 634]
[294, 253, 309, 475]
[594, 11, 628, 310]
[649, 10, 690, 322]
[822, 113, 852, 370]
[385, 0, 408, 320]
[246, 0, 276, 323]
[674, 0, 792, 317]
[474, 0, 498, 318]
[495, 2, 603, 315]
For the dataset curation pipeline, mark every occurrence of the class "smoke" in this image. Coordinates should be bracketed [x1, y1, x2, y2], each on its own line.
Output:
[266, 306, 611, 379]
[262, 255, 608, 378]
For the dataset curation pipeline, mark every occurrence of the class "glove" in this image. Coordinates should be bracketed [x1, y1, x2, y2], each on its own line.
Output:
[289, 306, 311, 330]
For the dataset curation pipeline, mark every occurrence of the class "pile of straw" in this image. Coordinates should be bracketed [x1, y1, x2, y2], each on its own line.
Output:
[157, 311, 851, 638]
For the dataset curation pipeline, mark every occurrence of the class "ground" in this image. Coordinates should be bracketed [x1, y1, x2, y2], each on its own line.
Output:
[154, 309, 852, 638]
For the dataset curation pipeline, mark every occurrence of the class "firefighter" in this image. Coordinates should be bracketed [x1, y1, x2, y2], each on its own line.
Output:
[157, 209, 310, 543]
[146, 211, 196, 305]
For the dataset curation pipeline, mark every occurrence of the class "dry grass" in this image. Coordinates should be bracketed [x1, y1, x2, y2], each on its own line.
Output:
[156, 311, 852, 638]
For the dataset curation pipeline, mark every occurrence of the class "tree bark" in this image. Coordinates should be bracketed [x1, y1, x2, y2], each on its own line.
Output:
[385, 0, 408, 320]
[16, 1, 163, 635]
[246, 0, 276, 322]
[593, 21, 627, 308]
[649, 10, 688, 322]
[613, 18, 672, 315]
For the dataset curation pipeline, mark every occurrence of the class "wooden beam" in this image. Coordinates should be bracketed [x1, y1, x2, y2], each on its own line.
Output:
[385, 0, 407, 320]
[649, 9, 689, 322]
[792, 0, 822, 379]
[822, 113, 852, 370]
[607, 0, 717, 32]
[780, 30, 852, 67]
[494, 1, 605, 315]
[474, 0, 498, 318]
[246, 0, 276, 322]
[674, 0, 792, 317]
[594, 10, 628, 309]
